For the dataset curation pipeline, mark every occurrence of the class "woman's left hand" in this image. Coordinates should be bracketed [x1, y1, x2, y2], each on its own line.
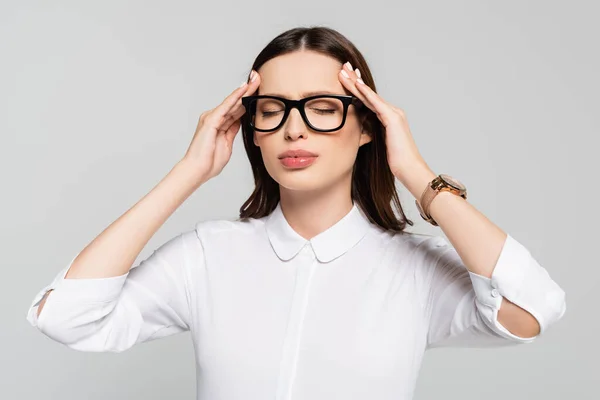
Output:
[338, 61, 431, 184]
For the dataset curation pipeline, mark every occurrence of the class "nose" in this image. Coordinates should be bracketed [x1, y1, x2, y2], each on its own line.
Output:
[284, 107, 307, 141]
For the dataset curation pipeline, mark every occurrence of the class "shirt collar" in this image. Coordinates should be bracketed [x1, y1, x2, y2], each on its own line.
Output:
[264, 201, 373, 263]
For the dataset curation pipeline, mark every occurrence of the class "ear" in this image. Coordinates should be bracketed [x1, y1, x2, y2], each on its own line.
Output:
[359, 130, 373, 146]
[358, 114, 373, 146]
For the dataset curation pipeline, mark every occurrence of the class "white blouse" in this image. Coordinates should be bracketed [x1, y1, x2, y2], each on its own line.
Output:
[27, 202, 566, 400]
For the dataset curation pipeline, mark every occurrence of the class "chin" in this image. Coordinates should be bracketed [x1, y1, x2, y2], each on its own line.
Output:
[266, 164, 328, 192]
[273, 172, 324, 192]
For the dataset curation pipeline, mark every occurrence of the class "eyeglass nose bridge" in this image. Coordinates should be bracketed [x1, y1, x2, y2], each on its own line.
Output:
[243, 94, 359, 133]
[278, 98, 311, 131]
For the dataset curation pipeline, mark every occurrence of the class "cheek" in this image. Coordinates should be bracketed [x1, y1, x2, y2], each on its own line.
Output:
[329, 142, 361, 174]
[254, 137, 280, 176]
[314, 135, 363, 179]
[328, 140, 356, 161]
[254, 129, 362, 180]
[331, 128, 363, 163]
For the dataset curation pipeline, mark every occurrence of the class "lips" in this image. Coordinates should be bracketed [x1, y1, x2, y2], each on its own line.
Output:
[278, 149, 318, 159]
[278, 149, 318, 169]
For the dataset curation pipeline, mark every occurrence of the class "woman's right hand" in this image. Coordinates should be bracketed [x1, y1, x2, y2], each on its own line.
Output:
[181, 70, 261, 184]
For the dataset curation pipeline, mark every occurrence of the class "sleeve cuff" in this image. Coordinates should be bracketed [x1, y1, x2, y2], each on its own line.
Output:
[26, 253, 130, 327]
[467, 233, 566, 341]
[468, 270, 537, 342]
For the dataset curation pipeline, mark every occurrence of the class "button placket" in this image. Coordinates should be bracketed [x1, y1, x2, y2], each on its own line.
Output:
[275, 243, 317, 400]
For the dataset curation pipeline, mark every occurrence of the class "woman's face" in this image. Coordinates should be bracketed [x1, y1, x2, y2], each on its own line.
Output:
[253, 51, 372, 194]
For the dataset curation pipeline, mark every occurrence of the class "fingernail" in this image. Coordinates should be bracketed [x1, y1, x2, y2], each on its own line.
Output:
[341, 69, 350, 78]
[345, 61, 353, 70]
[355, 68, 361, 78]
[357, 78, 365, 85]
[250, 70, 257, 82]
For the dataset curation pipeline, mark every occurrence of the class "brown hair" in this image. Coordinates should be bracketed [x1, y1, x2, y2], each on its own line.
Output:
[238, 26, 413, 232]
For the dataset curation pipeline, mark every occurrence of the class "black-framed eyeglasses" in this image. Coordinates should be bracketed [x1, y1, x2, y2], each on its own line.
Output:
[241, 94, 364, 133]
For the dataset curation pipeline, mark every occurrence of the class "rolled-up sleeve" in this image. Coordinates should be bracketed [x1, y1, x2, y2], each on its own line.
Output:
[421, 233, 566, 349]
[26, 229, 202, 353]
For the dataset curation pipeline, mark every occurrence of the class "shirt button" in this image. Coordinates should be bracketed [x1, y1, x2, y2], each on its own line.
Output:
[491, 289, 500, 298]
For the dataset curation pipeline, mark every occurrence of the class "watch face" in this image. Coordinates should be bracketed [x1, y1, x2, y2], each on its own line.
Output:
[440, 174, 465, 191]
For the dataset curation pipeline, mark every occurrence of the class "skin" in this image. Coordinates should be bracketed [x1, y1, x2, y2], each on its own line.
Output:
[37, 49, 543, 339]
[252, 50, 372, 240]
[252, 52, 541, 338]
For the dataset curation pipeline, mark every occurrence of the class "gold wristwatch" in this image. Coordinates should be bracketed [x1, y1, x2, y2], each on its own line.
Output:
[415, 174, 467, 226]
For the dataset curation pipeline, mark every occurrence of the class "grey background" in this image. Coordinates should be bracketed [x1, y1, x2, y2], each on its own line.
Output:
[2, 0, 597, 398]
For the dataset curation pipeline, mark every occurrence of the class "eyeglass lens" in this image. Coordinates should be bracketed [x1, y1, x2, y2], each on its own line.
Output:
[251, 97, 345, 131]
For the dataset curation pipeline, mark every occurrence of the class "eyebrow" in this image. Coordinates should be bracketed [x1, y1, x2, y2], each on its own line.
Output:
[260, 90, 345, 98]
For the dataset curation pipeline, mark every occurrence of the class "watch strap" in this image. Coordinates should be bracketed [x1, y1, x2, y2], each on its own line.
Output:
[416, 175, 467, 226]
[416, 176, 442, 226]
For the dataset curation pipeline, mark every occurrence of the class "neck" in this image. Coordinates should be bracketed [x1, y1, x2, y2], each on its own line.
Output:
[279, 177, 354, 240]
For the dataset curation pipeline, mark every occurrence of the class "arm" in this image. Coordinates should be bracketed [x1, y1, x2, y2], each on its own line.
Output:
[399, 163, 565, 339]
[34, 74, 259, 318]
[28, 79, 258, 351]
[36, 159, 205, 319]
[333, 65, 564, 343]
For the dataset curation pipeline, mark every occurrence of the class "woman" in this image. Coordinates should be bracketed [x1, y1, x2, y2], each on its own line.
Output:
[27, 26, 566, 400]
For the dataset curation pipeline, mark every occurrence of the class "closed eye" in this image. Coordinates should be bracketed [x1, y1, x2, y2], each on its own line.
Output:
[310, 108, 336, 114]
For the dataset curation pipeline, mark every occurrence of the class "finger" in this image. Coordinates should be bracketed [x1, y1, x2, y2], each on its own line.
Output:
[205, 84, 248, 128]
[338, 63, 375, 111]
[224, 118, 242, 148]
[219, 105, 246, 133]
[220, 77, 259, 132]
[224, 70, 262, 120]
[209, 72, 259, 125]
[220, 69, 260, 130]
[353, 77, 398, 127]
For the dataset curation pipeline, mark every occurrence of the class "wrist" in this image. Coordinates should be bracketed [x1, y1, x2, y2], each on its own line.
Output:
[395, 163, 437, 200]
[175, 158, 210, 188]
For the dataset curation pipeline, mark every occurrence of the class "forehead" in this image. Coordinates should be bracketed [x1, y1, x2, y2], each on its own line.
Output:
[257, 51, 349, 98]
